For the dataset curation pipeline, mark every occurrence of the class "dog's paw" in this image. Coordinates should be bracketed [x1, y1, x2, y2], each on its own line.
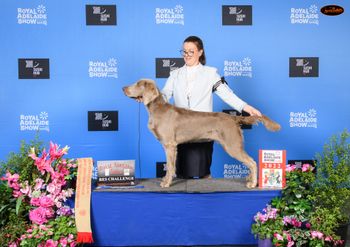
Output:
[160, 175, 173, 188]
[160, 180, 171, 188]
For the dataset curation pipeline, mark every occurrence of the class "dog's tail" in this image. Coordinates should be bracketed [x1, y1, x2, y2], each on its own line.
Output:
[236, 115, 281, 132]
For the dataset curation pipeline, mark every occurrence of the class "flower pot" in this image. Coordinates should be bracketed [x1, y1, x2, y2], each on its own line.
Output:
[258, 238, 273, 247]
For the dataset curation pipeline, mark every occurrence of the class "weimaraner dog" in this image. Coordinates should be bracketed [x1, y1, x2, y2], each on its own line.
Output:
[123, 79, 281, 188]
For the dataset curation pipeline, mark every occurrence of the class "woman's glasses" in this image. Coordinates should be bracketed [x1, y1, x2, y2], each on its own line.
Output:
[180, 50, 195, 57]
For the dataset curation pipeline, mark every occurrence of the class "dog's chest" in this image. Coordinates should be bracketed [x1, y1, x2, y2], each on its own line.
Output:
[148, 118, 161, 140]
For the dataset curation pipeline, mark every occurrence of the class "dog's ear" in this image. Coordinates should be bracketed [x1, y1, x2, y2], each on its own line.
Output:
[143, 81, 159, 105]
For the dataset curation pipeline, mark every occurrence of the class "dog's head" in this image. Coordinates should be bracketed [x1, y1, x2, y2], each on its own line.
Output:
[123, 79, 160, 105]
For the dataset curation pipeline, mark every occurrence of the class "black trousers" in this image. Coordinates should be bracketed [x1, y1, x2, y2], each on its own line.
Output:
[176, 141, 214, 178]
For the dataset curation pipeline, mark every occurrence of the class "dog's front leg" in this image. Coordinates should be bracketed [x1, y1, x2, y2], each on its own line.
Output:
[160, 143, 177, 188]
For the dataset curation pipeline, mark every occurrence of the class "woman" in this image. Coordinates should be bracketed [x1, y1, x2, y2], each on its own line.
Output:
[162, 36, 261, 179]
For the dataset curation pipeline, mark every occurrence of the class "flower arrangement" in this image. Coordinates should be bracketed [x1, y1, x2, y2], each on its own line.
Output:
[0, 140, 79, 247]
[252, 162, 344, 246]
[251, 204, 284, 240]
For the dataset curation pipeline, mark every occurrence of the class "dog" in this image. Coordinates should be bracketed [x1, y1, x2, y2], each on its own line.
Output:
[123, 79, 281, 188]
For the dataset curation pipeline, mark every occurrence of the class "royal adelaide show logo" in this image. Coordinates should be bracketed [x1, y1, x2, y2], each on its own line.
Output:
[289, 109, 318, 128]
[17, 5, 47, 25]
[155, 5, 184, 25]
[20, 112, 50, 132]
[290, 5, 319, 25]
[223, 58, 253, 78]
[88, 58, 118, 78]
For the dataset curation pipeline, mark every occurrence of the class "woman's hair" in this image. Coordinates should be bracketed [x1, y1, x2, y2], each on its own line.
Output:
[183, 36, 206, 65]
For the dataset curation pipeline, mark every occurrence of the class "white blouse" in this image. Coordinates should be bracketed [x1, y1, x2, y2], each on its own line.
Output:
[161, 64, 247, 112]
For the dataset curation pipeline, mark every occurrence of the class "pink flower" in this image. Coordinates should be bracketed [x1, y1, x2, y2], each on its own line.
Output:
[286, 165, 296, 172]
[45, 239, 58, 247]
[33, 149, 53, 175]
[29, 207, 54, 225]
[311, 231, 324, 239]
[274, 233, 284, 241]
[49, 141, 69, 160]
[283, 216, 292, 225]
[29, 207, 47, 225]
[20, 181, 32, 196]
[291, 218, 302, 228]
[59, 238, 68, 247]
[302, 163, 314, 172]
[34, 178, 44, 190]
[325, 236, 333, 241]
[39, 196, 55, 208]
[9, 243, 18, 247]
[4, 172, 21, 190]
[12, 190, 23, 198]
[45, 208, 55, 218]
[39, 225, 49, 231]
[305, 222, 311, 229]
[287, 241, 295, 247]
[47, 182, 62, 195]
[30, 197, 41, 206]
[335, 240, 345, 245]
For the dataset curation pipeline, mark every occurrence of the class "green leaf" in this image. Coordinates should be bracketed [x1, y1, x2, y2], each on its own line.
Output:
[16, 195, 24, 215]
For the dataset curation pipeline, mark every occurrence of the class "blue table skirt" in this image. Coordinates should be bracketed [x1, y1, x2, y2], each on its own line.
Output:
[89, 190, 280, 246]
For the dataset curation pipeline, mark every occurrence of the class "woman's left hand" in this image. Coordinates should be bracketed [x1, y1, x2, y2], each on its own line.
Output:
[243, 104, 262, 117]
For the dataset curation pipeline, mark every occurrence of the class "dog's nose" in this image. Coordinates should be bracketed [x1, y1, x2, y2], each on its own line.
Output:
[122, 86, 128, 93]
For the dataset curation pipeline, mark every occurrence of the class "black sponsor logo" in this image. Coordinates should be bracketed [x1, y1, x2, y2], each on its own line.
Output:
[156, 162, 167, 178]
[155, 58, 185, 78]
[18, 58, 50, 79]
[88, 111, 118, 131]
[321, 5, 344, 16]
[223, 109, 252, 129]
[289, 57, 319, 77]
[222, 5, 252, 25]
[86, 5, 116, 25]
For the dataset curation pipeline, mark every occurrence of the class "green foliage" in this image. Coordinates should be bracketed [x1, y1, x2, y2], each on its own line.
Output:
[19, 215, 77, 247]
[0, 213, 29, 246]
[0, 181, 16, 228]
[0, 136, 43, 180]
[312, 130, 350, 224]
[277, 167, 315, 221]
[0, 138, 43, 229]
[309, 207, 340, 238]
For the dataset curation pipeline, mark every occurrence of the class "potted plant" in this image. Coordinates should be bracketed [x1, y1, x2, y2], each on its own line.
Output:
[310, 130, 350, 244]
[251, 204, 284, 246]
[271, 163, 340, 246]
[252, 130, 350, 246]
[252, 160, 345, 246]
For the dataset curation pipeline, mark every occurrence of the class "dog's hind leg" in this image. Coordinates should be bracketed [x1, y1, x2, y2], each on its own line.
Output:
[160, 143, 177, 188]
[218, 134, 257, 188]
[233, 151, 257, 188]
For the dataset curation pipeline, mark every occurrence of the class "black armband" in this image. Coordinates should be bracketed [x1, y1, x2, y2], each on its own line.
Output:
[212, 77, 228, 92]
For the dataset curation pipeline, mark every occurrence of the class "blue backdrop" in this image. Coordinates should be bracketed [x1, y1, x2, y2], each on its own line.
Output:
[1, 0, 349, 179]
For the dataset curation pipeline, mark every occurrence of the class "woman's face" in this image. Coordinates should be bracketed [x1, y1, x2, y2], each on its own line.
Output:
[182, 42, 203, 67]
